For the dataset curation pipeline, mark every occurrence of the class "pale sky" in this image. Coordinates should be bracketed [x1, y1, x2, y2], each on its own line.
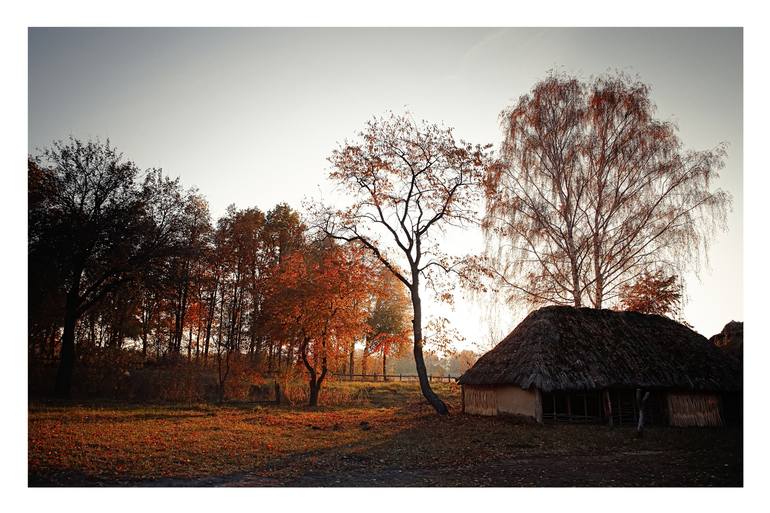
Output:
[28, 28, 742, 350]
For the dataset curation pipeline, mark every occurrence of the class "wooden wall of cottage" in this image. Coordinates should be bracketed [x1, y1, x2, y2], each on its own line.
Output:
[463, 385, 729, 427]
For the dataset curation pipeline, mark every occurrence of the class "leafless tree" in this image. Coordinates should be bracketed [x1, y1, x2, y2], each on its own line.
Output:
[483, 73, 730, 309]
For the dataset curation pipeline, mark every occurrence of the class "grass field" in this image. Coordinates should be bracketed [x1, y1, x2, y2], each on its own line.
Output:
[29, 382, 742, 486]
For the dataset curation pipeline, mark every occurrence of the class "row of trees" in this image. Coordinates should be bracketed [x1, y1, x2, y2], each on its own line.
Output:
[29, 71, 729, 412]
[28, 139, 412, 402]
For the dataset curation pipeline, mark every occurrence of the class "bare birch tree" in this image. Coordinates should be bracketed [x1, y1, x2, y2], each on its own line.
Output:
[483, 72, 730, 309]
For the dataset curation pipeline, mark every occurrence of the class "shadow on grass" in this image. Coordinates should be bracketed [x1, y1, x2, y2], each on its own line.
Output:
[32, 411, 742, 487]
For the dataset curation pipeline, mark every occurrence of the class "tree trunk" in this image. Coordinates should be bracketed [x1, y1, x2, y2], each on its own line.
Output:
[571, 267, 582, 307]
[217, 348, 231, 404]
[593, 234, 604, 308]
[300, 337, 324, 407]
[173, 270, 190, 354]
[382, 350, 387, 381]
[54, 269, 82, 398]
[603, 389, 614, 427]
[348, 341, 355, 379]
[565, 225, 582, 307]
[410, 279, 448, 415]
[308, 380, 320, 407]
[203, 279, 218, 360]
[54, 308, 78, 398]
[636, 388, 650, 437]
[195, 321, 201, 360]
[187, 322, 193, 361]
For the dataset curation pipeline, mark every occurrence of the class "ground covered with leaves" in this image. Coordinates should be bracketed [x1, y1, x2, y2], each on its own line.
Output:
[29, 382, 742, 487]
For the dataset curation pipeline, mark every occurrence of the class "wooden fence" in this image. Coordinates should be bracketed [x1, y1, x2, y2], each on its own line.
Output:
[332, 373, 457, 383]
[31, 358, 459, 384]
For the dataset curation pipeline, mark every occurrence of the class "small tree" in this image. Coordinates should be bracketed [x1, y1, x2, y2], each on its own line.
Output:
[448, 349, 479, 376]
[267, 242, 372, 406]
[619, 270, 683, 318]
[365, 269, 412, 378]
[319, 112, 495, 415]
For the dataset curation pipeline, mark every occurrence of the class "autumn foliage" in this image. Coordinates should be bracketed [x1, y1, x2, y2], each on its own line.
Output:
[363, 268, 412, 377]
[266, 243, 375, 406]
[319, 112, 497, 414]
[619, 270, 683, 318]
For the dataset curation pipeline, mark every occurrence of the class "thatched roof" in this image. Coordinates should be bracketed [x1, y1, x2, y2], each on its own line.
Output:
[459, 306, 740, 392]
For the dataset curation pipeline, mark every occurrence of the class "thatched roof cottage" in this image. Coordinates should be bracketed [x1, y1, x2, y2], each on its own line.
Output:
[459, 306, 741, 427]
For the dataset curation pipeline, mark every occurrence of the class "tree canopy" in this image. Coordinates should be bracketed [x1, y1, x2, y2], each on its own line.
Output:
[618, 269, 683, 318]
[483, 72, 730, 310]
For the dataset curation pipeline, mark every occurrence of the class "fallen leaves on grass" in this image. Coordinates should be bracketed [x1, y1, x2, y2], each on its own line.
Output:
[28, 382, 741, 486]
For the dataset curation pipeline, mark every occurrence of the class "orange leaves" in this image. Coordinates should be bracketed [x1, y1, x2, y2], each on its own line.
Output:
[364, 266, 411, 359]
[619, 270, 683, 318]
[265, 243, 375, 373]
[324, 112, 496, 264]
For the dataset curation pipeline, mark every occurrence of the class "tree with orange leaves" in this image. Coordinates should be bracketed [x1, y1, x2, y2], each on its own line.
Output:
[364, 268, 411, 379]
[619, 269, 683, 318]
[317, 112, 496, 415]
[266, 241, 373, 407]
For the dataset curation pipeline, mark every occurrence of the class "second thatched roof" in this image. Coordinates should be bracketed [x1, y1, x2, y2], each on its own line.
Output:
[459, 306, 740, 392]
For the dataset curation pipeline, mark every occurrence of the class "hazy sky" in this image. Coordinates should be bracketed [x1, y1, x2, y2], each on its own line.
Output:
[28, 28, 742, 350]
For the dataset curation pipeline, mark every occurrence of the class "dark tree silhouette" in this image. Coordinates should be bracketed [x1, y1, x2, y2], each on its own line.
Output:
[29, 138, 187, 397]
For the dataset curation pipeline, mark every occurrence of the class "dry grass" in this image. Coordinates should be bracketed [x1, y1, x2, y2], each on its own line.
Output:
[28, 382, 741, 486]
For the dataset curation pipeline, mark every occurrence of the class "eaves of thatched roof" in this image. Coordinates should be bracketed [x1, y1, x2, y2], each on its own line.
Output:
[458, 306, 741, 392]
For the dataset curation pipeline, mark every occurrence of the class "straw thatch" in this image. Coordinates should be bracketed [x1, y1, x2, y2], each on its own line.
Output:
[459, 306, 740, 393]
[667, 393, 722, 427]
